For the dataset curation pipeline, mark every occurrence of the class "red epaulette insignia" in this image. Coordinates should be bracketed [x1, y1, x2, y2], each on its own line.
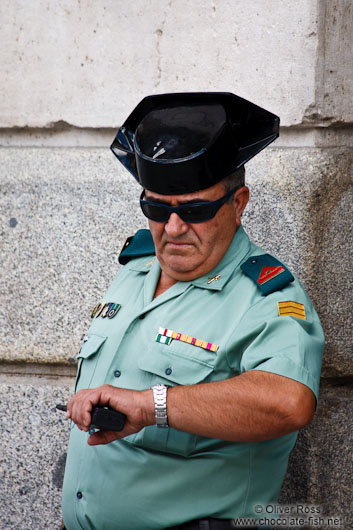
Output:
[241, 254, 294, 295]
[258, 265, 285, 285]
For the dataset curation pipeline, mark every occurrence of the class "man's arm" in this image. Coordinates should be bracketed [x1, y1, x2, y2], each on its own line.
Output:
[67, 370, 315, 446]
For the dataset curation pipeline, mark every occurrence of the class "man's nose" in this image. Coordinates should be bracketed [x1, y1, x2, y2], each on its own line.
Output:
[164, 213, 189, 237]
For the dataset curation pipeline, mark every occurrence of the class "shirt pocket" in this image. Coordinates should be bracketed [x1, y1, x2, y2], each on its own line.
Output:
[75, 334, 107, 392]
[130, 344, 214, 456]
[138, 343, 215, 386]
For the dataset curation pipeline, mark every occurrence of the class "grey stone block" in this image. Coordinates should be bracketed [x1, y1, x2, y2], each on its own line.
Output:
[0, 380, 74, 530]
[244, 147, 353, 378]
[3, 0, 349, 129]
[280, 380, 353, 530]
[1, 147, 352, 378]
[0, 147, 145, 363]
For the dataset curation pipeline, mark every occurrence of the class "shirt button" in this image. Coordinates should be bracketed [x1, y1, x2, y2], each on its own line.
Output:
[139, 314, 146, 320]
[165, 368, 172, 376]
[114, 370, 121, 378]
[77, 492, 82, 499]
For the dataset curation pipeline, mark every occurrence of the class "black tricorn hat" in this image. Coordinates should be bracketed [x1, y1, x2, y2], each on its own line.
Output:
[111, 92, 279, 195]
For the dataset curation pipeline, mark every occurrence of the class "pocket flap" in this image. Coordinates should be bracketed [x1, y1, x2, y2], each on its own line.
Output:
[77, 334, 107, 360]
[138, 346, 214, 385]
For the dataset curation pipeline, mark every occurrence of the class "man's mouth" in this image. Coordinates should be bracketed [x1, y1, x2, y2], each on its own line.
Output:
[165, 241, 194, 250]
[166, 240, 192, 245]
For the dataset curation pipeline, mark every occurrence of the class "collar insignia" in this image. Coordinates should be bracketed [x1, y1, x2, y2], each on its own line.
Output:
[207, 274, 221, 284]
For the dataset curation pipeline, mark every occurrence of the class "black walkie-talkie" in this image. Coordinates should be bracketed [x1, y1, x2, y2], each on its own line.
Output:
[56, 404, 126, 431]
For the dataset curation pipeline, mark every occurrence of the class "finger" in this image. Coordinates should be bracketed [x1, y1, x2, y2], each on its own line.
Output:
[87, 430, 122, 446]
[74, 421, 90, 432]
[66, 396, 74, 418]
[69, 390, 97, 429]
[73, 408, 92, 431]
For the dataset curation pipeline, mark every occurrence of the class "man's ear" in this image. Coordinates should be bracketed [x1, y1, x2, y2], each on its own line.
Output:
[233, 186, 249, 226]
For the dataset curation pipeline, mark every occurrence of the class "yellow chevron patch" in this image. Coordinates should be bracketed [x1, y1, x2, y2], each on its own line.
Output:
[278, 301, 306, 320]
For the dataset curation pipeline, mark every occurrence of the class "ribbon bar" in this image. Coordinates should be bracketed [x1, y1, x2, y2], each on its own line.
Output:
[156, 327, 218, 352]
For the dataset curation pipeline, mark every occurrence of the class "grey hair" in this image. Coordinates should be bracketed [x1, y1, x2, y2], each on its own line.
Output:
[222, 166, 246, 195]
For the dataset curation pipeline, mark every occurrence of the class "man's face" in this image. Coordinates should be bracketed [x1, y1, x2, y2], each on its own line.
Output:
[146, 181, 249, 283]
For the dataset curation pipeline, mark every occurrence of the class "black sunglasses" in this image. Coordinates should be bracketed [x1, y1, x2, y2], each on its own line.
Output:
[140, 185, 240, 223]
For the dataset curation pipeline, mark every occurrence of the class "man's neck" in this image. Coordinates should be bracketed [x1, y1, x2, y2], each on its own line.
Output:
[153, 271, 178, 299]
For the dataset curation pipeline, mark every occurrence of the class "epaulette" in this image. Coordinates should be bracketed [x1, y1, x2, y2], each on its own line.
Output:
[118, 229, 156, 265]
[240, 254, 294, 295]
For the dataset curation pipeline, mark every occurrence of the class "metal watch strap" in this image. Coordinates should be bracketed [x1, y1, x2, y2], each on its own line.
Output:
[151, 384, 169, 428]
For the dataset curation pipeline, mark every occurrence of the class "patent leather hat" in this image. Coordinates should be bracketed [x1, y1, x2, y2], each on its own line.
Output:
[111, 92, 279, 195]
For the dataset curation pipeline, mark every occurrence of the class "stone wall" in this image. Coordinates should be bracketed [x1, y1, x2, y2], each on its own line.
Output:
[0, 1, 352, 529]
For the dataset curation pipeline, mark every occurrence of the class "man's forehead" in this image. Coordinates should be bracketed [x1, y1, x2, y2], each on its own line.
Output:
[144, 184, 223, 203]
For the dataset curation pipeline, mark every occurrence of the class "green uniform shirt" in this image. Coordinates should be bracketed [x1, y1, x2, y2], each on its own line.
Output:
[62, 226, 324, 530]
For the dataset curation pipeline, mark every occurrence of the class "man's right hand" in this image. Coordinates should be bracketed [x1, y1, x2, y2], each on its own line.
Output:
[66, 384, 155, 445]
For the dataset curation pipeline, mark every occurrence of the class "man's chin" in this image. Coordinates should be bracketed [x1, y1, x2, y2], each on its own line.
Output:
[156, 247, 202, 277]
[161, 257, 202, 279]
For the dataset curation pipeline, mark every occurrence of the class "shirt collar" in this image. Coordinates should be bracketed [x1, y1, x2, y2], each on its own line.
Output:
[126, 256, 157, 273]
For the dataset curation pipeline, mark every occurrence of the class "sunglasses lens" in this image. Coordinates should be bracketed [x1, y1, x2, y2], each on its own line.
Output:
[178, 204, 215, 223]
[140, 202, 170, 222]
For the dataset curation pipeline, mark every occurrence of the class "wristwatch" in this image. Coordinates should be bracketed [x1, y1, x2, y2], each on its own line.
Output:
[151, 384, 169, 428]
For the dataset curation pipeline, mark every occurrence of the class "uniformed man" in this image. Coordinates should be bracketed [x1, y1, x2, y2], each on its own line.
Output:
[61, 92, 324, 530]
